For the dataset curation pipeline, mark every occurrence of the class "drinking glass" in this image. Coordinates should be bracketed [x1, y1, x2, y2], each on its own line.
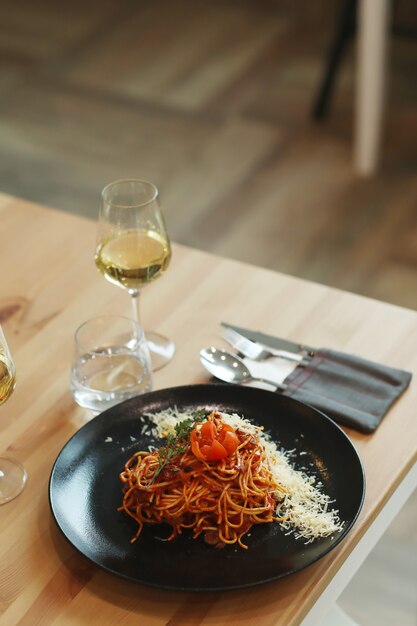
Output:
[95, 179, 175, 371]
[71, 315, 153, 413]
[0, 325, 27, 504]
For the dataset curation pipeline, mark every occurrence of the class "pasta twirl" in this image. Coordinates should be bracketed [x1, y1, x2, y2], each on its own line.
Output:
[119, 412, 286, 549]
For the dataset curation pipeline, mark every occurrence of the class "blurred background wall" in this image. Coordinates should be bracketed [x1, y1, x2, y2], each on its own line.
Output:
[0, 1, 416, 624]
[1, 0, 416, 307]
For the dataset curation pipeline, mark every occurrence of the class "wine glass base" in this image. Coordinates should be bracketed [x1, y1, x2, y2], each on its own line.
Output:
[0, 457, 27, 505]
[145, 331, 175, 371]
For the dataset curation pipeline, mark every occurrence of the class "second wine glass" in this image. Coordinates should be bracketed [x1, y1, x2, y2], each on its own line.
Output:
[0, 325, 27, 504]
[95, 179, 175, 371]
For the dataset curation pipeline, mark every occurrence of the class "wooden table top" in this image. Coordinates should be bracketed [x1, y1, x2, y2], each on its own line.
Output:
[1, 193, 416, 626]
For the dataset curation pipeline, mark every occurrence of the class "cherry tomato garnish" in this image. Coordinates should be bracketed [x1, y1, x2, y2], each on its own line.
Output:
[219, 430, 239, 455]
[203, 439, 228, 461]
[190, 420, 238, 462]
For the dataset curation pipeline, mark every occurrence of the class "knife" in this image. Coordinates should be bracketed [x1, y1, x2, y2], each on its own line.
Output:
[220, 323, 315, 357]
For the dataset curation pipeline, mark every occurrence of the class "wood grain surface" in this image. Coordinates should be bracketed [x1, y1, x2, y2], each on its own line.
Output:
[0, 193, 416, 625]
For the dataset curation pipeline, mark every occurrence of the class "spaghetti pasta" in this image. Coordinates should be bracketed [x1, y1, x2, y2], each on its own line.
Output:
[119, 411, 286, 549]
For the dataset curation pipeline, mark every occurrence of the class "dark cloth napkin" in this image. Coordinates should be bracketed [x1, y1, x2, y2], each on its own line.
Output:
[281, 349, 412, 433]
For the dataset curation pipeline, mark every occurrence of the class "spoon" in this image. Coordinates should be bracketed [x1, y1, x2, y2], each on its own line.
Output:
[200, 347, 286, 391]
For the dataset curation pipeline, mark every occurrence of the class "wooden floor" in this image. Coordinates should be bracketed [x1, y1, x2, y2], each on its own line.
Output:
[1, 0, 417, 308]
[1, 0, 416, 623]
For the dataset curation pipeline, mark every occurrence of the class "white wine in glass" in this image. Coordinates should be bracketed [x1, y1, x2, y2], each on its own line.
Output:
[0, 325, 27, 505]
[95, 179, 175, 371]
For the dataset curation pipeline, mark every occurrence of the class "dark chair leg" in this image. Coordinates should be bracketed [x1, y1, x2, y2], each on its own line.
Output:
[312, 0, 357, 121]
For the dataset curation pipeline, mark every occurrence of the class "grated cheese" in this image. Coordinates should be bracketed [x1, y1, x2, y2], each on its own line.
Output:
[141, 405, 198, 438]
[141, 408, 344, 542]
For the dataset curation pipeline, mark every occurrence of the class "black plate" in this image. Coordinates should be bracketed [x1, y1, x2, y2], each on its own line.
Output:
[49, 384, 365, 591]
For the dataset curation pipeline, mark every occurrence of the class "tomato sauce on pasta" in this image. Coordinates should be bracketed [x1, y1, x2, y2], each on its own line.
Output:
[119, 412, 286, 549]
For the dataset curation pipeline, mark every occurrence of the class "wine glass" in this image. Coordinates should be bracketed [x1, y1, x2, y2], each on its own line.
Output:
[0, 325, 27, 505]
[95, 179, 175, 371]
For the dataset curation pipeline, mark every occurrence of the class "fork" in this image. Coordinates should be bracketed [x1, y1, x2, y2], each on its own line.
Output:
[222, 327, 310, 366]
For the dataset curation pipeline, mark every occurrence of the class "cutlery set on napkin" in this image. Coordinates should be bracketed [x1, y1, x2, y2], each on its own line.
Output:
[201, 323, 412, 434]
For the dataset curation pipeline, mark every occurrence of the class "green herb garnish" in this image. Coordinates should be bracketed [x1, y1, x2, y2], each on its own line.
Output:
[154, 411, 205, 478]
[192, 408, 206, 422]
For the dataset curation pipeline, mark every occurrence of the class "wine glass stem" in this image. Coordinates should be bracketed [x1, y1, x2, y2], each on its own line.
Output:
[130, 292, 141, 325]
